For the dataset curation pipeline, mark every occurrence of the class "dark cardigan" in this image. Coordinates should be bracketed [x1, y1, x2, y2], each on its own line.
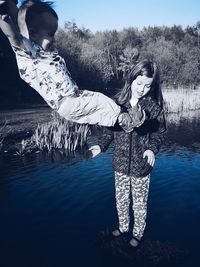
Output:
[98, 96, 167, 178]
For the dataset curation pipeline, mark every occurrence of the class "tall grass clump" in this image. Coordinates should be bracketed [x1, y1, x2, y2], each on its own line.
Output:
[13, 112, 90, 156]
[30, 112, 90, 152]
[163, 88, 200, 113]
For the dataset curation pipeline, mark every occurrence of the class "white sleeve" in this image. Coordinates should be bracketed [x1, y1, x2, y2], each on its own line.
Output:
[11, 38, 79, 110]
[11, 38, 40, 89]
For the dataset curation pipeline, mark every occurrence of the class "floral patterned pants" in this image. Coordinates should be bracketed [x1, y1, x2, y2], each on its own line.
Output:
[115, 171, 150, 240]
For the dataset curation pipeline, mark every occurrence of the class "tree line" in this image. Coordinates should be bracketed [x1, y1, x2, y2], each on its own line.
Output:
[55, 22, 200, 90]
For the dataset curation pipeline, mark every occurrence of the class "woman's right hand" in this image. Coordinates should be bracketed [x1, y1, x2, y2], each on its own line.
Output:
[87, 145, 101, 158]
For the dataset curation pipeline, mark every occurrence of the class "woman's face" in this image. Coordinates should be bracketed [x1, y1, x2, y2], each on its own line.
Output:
[131, 75, 153, 99]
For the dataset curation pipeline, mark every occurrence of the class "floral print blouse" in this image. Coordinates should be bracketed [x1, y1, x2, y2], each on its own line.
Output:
[12, 37, 79, 110]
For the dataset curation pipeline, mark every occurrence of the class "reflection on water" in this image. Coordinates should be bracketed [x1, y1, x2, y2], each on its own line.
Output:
[165, 110, 200, 153]
[0, 110, 200, 267]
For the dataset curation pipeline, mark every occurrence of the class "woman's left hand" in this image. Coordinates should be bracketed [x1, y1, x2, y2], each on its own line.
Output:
[143, 150, 155, 166]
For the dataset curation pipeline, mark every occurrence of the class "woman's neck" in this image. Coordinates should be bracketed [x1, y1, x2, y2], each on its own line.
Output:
[130, 96, 139, 107]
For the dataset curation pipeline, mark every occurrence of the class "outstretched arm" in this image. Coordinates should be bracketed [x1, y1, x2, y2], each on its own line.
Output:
[0, 0, 24, 48]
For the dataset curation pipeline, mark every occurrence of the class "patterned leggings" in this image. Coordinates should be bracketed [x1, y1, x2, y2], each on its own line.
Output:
[115, 171, 150, 240]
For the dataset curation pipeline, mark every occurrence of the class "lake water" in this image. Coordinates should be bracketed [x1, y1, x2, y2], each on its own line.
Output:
[0, 110, 200, 267]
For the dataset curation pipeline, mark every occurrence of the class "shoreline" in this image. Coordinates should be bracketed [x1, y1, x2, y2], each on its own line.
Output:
[1, 102, 200, 153]
[1, 106, 200, 137]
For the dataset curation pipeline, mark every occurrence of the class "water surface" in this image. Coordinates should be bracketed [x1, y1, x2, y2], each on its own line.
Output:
[0, 110, 200, 267]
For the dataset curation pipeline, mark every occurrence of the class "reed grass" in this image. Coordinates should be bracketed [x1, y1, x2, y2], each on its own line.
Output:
[15, 112, 90, 155]
[163, 88, 200, 113]
[31, 112, 90, 151]
[166, 109, 200, 124]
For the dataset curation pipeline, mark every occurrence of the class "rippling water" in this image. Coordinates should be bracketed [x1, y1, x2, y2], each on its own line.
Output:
[1, 110, 200, 267]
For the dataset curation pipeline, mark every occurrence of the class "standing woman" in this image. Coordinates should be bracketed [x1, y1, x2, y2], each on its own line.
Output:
[89, 60, 167, 247]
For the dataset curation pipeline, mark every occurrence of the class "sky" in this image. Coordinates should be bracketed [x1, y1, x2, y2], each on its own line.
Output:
[53, 0, 200, 32]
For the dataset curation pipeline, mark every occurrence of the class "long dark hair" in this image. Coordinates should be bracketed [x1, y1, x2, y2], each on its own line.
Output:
[117, 60, 164, 108]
